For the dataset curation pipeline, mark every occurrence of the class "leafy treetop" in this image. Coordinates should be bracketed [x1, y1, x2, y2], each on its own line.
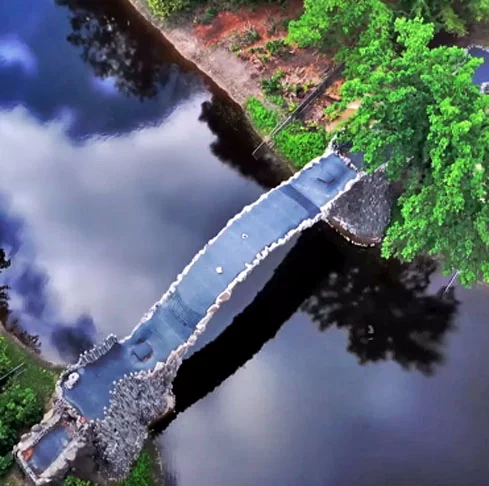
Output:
[330, 17, 489, 285]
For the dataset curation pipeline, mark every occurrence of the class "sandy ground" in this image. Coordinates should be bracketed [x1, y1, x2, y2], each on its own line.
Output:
[125, 0, 338, 120]
[126, 0, 261, 104]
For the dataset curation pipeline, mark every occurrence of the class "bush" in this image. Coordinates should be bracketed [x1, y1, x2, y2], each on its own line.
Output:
[232, 26, 261, 48]
[275, 123, 329, 168]
[265, 39, 287, 56]
[0, 453, 13, 476]
[0, 386, 43, 453]
[63, 450, 155, 485]
[245, 97, 279, 134]
[261, 70, 285, 95]
[147, 0, 190, 19]
[120, 451, 154, 486]
[63, 477, 92, 486]
[245, 98, 330, 167]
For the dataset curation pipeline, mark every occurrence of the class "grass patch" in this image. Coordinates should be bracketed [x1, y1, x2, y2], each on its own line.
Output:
[245, 97, 280, 134]
[1, 332, 58, 404]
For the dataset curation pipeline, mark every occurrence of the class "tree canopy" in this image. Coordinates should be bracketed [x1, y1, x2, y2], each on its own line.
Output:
[395, 0, 489, 35]
[287, 0, 394, 78]
[330, 17, 489, 285]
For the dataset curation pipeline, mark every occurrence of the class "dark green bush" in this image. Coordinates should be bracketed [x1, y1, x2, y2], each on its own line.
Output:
[265, 39, 287, 56]
[64, 450, 155, 486]
[245, 97, 279, 134]
[275, 122, 329, 167]
[147, 0, 190, 18]
[261, 70, 285, 95]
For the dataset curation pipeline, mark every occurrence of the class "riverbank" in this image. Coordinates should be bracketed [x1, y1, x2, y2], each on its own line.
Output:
[122, 0, 394, 246]
[1, 332, 59, 485]
[124, 0, 341, 153]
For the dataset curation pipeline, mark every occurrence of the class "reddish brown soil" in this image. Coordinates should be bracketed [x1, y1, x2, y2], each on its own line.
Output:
[190, 0, 343, 127]
[193, 0, 303, 46]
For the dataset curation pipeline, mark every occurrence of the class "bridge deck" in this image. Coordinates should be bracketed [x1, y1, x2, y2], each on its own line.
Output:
[61, 152, 357, 419]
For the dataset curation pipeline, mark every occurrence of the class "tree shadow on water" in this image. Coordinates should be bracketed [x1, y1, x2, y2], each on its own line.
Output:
[153, 227, 457, 436]
[301, 252, 458, 375]
[55, 0, 171, 100]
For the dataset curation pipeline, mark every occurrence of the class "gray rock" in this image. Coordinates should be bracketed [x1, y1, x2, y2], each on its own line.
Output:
[326, 167, 395, 246]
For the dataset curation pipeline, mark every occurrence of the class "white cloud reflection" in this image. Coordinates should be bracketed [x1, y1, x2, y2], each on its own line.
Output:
[0, 96, 262, 360]
[0, 36, 37, 74]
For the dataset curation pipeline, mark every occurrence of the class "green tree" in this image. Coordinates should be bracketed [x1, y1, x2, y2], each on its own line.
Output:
[395, 0, 489, 35]
[331, 17, 489, 285]
[287, 0, 394, 78]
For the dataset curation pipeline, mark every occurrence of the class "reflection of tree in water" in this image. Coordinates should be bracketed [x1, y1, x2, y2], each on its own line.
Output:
[199, 98, 290, 189]
[0, 249, 9, 324]
[0, 249, 40, 351]
[56, 0, 168, 100]
[302, 251, 458, 374]
[154, 228, 457, 438]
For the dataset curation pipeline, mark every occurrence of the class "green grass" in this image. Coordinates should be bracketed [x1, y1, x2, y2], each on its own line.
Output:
[1, 333, 58, 405]
[245, 97, 280, 134]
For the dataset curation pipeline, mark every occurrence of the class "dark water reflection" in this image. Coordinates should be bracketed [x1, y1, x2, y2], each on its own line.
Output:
[0, 0, 265, 360]
[1, 0, 489, 485]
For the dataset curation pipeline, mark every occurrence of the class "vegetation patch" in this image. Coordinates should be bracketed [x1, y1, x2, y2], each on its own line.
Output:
[274, 122, 330, 168]
[245, 97, 280, 134]
[0, 333, 58, 476]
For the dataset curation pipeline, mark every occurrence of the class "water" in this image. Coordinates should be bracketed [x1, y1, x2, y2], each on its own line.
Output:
[1, 1, 489, 485]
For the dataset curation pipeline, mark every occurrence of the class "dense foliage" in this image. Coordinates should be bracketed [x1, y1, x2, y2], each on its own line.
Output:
[147, 0, 190, 19]
[245, 97, 280, 134]
[246, 98, 330, 167]
[0, 248, 57, 477]
[0, 337, 52, 476]
[274, 122, 329, 167]
[287, 0, 394, 78]
[395, 0, 489, 35]
[288, 0, 489, 49]
[330, 17, 489, 284]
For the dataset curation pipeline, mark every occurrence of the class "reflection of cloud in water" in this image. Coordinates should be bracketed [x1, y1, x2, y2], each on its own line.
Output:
[90, 75, 119, 96]
[0, 37, 37, 74]
[0, 98, 262, 360]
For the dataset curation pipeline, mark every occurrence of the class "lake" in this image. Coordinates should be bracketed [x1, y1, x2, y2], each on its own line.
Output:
[1, 1, 489, 485]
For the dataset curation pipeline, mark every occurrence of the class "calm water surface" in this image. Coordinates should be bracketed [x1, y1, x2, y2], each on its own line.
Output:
[1, 1, 489, 485]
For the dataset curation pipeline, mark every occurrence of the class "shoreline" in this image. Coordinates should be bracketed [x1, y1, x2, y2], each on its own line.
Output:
[125, 0, 261, 106]
[121, 0, 389, 247]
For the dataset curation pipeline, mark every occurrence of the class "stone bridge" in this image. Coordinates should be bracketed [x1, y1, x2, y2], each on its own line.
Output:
[14, 149, 364, 484]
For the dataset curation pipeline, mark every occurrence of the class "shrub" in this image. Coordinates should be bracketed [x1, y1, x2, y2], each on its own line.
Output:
[120, 451, 154, 486]
[261, 70, 285, 95]
[233, 26, 261, 48]
[63, 477, 92, 486]
[63, 450, 155, 486]
[275, 123, 329, 168]
[147, 0, 190, 19]
[0, 453, 13, 477]
[245, 97, 279, 134]
[265, 39, 287, 56]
